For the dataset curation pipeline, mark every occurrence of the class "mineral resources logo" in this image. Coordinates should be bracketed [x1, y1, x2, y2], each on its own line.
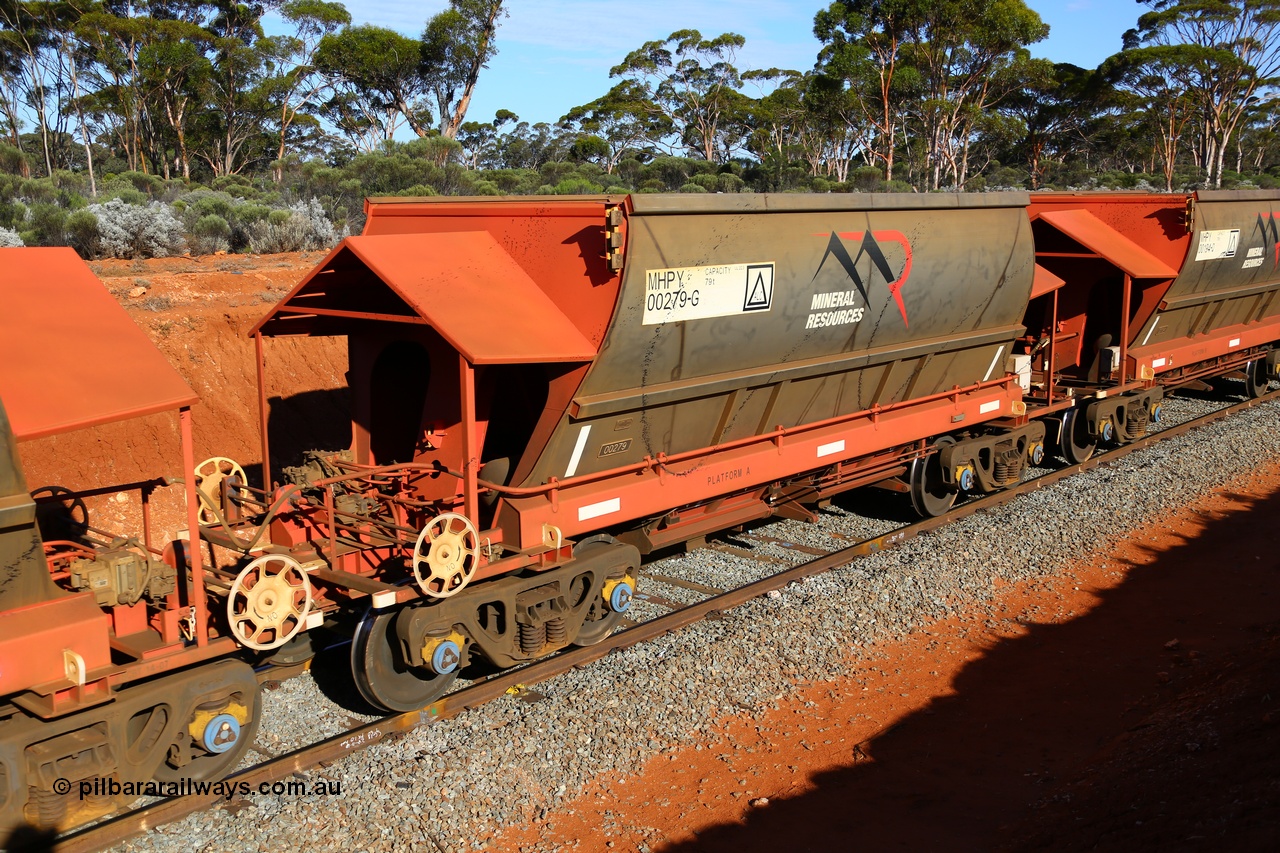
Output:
[810, 230, 914, 328]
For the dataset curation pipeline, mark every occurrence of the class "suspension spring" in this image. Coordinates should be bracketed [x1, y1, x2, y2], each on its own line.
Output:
[1127, 407, 1149, 440]
[84, 776, 114, 810]
[32, 785, 67, 827]
[518, 621, 546, 655]
[545, 617, 567, 647]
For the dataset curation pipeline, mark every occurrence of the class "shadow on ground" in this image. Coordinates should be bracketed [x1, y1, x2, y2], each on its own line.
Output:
[664, 487, 1280, 853]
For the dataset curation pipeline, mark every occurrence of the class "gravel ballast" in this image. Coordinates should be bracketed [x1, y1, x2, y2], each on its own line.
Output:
[115, 390, 1280, 853]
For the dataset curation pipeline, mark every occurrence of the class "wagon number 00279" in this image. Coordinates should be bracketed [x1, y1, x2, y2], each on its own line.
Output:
[646, 289, 700, 311]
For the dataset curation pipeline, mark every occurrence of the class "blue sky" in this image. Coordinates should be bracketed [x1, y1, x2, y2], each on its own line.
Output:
[319, 0, 1145, 127]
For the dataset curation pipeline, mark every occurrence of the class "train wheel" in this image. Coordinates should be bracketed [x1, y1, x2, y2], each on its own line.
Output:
[571, 535, 634, 647]
[1058, 408, 1097, 464]
[1245, 358, 1269, 399]
[153, 665, 260, 783]
[909, 437, 957, 518]
[351, 607, 457, 713]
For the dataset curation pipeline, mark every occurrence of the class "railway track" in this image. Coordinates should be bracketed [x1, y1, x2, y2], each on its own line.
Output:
[50, 387, 1280, 853]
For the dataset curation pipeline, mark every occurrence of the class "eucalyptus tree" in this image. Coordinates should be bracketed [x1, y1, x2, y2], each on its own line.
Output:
[420, 0, 504, 139]
[1125, 0, 1280, 188]
[608, 29, 749, 162]
[196, 1, 281, 177]
[801, 71, 867, 182]
[0, 0, 61, 175]
[457, 107, 514, 168]
[261, 0, 350, 182]
[559, 82, 663, 174]
[903, 0, 1048, 189]
[813, 0, 917, 181]
[741, 69, 807, 164]
[315, 24, 433, 148]
[1001, 61, 1097, 189]
[1103, 44, 1198, 190]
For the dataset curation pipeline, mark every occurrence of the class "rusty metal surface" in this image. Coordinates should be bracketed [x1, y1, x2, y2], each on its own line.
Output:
[54, 387, 1279, 853]
[253, 234, 596, 364]
[1035, 209, 1179, 279]
[521, 194, 1036, 486]
[0, 248, 198, 441]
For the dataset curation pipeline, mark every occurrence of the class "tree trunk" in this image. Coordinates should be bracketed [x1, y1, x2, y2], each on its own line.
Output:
[443, 0, 504, 139]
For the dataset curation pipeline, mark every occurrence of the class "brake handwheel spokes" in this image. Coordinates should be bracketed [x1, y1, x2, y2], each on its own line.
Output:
[411, 512, 479, 599]
[226, 554, 312, 650]
[194, 456, 247, 524]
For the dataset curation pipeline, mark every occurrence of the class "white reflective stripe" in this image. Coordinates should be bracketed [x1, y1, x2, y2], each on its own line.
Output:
[1141, 316, 1159, 346]
[565, 424, 592, 478]
[816, 439, 845, 458]
[982, 345, 1005, 382]
[371, 591, 397, 609]
[1152, 357, 1167, 368]
[578, 497, 621, 522]
[979, 400, 1001, 415]
[304, 610, 326, 629]
[1230, 337, 1241, 348]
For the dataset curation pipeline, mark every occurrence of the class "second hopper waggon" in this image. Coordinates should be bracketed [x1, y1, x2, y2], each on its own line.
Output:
[207, 193, 1046, 711]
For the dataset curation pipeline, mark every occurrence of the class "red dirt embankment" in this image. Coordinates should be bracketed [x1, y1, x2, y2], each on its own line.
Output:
[15, 252, 347, 542]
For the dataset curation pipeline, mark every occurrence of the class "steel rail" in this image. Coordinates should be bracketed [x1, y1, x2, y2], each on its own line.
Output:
[51, 388, 1280, 853]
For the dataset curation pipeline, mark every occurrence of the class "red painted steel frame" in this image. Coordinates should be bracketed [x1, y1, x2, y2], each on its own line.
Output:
[1128, 316, 1280, 378]
[497, 378, 1022, 549]
[459, 355, 479, 523]
[180, 406, 207, 646]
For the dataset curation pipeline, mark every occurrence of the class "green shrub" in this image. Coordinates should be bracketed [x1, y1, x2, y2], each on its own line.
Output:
[677, 182, 708, 193]
[0, 198, 25, 230]
[470, 179, 504, 196]
[850, 166, 883, 192]
[65, 209, 100, 257]
[0, 144, 28, 176]
[688, 174, 718, 192]
[117, 170, 164, 196]
[715, 173, 746, 193]
[27, 203, 67, 246]
[552, 177, 603, 195]
[190, 214, 231, 254]
[181, 190, 237, 223]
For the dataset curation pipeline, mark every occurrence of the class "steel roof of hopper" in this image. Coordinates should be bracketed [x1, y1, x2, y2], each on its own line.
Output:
[252, 232, 597, 364]
[1036, 209, 1180, 279]
[0, 248, 198, 441]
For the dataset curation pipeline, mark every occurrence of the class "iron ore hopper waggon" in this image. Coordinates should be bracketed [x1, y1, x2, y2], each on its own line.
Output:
[2, 189, 1279, 838]
[0, 249, 259, 834]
